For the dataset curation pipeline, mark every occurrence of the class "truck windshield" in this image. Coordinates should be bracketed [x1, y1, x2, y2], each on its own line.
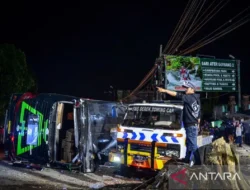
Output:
[122, 105, 182, 130]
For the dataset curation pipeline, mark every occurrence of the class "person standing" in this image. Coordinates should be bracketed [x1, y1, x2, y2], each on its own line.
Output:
[236, 120, 243, 147]
[157, 81, 201, 166]
[241, 118, 245, 144]
[213, 127, 220, 141]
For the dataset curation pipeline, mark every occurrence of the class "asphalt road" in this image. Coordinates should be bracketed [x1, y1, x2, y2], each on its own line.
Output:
[0, 160, 142, 190]
[0, 144, 141, 190]
[0, 143, 250, 190]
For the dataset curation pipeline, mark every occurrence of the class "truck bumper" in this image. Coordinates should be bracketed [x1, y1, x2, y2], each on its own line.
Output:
[109, 151, 172, 170]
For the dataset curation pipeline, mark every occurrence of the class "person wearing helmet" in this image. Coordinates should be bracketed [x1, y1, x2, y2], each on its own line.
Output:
[157, 81, 201, 166]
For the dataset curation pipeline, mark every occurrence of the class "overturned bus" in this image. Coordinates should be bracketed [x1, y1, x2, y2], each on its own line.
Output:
[4, 92, 126, 172]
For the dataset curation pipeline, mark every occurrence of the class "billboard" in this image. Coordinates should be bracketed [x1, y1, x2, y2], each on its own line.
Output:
[201, 58, 237, 92]
[164, 55, 237, 92]
[164, 55, 202, 91]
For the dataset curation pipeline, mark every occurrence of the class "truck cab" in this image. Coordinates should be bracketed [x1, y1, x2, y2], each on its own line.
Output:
[109, 101, 187, 170]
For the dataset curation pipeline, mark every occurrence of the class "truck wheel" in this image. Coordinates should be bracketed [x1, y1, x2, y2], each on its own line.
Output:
[120, 165, 135, 178]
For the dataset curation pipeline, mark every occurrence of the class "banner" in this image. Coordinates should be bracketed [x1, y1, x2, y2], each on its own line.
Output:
[164, 55, 237, 92]
[164, 55, 202, 91]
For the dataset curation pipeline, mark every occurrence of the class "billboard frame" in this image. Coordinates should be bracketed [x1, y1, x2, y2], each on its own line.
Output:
[163, 54, 239, 93]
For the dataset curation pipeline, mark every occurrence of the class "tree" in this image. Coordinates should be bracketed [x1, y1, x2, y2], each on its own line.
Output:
[0, 44, 37, 121]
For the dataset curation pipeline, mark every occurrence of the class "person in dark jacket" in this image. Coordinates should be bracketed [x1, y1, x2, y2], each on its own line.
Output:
[226, 120, 235, 144]
[213, 126, 220, 141]
[157, 81, 201, 166]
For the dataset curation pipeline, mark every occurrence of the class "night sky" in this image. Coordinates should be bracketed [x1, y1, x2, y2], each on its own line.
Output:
[0, 1, 250, 99]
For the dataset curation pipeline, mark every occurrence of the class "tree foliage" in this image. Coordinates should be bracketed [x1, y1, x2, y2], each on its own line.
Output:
[0, 44, 37, 121]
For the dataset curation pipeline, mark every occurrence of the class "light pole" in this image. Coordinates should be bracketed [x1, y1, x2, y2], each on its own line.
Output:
[229, 54, 235, 59]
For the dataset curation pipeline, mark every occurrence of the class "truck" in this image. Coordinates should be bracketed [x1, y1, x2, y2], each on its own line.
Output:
[109, 101, 213, 171]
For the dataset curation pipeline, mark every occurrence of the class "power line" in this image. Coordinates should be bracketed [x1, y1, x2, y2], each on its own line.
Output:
[122, 65, 157, 100]
[168, 0, 199, 54]
[180, 15, 250, 55]
[163, 0, 193, 54]
[122, 74, 154, 101]
[176, 0, 207, 50]
[166, 0, 198, 54]
[178, 7, 250, 55]
[128, 1, 249, 103]
[192, 0, 217, 28]
[132, 74, 155, 96]
[169, 1, 200, 54]
[178, 0, 230, 49]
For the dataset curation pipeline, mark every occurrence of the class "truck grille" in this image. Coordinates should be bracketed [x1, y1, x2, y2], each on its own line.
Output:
[130, 144, 152, 152]
[157, 144, 180, 157]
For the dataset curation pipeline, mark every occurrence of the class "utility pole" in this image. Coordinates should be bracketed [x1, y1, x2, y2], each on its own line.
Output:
[154, 45, 163, 101]
[159, 44, 163, 57]
[154, 61, 159, 101]
[158, 62, 163, 101]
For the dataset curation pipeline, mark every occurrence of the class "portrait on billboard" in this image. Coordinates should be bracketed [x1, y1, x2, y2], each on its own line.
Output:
[164, 55, 202, 91]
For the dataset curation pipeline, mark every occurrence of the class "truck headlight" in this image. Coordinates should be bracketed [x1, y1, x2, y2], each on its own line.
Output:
[114, 156, 121, 162]
[117, 142, 124, 151]
[117, 145, 124, 151]
[157, 144, 180, 158]
[165, 150, 179, 157]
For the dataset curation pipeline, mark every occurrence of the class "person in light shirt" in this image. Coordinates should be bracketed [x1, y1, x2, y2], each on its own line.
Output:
[236, 120, 243, 147]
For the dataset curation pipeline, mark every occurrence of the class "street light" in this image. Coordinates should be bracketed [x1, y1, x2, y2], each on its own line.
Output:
[229, 54, 235, 59]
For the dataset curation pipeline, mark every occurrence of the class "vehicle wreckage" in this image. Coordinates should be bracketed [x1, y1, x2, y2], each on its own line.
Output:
[3, 92, 126, 173]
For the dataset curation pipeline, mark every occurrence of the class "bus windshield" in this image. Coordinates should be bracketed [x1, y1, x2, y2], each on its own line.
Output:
[122, 105, 182, 130]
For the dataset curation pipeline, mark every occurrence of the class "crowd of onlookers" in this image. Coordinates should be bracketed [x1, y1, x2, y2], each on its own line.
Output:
[200, 118, 245, 147]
